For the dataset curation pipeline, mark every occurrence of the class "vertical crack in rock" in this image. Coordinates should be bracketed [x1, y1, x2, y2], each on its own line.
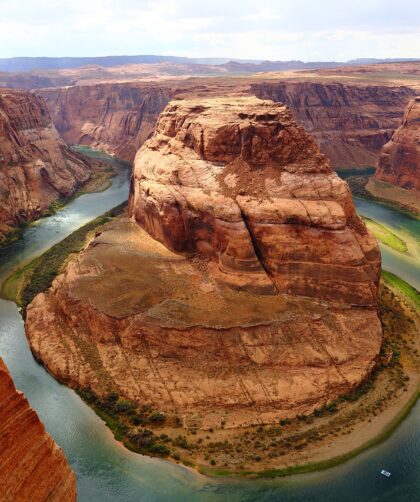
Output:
[236, 202, 280, 293]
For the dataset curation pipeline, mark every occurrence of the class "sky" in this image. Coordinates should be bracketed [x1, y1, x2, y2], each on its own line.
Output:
[0, 0, 419, 61]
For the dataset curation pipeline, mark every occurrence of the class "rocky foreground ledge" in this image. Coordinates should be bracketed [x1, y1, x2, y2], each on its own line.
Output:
[0, 358, 76, 501]
[25, 96, 383, 434]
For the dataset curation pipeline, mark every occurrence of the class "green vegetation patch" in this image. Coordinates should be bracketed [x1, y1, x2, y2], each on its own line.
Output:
[363, 217, 408, 254]
[77, 389, 172, 458]
[381, 270, 420, 309]
[1, 202, 126, 314]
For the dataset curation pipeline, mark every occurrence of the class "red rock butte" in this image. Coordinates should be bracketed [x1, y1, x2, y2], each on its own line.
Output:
[129, 96, 381, 305]
[26, 96, 383, 428]
[0, 358, 76, 501]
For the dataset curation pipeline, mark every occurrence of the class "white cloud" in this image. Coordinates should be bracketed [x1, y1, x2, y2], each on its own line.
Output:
[0, 0, 418, 60]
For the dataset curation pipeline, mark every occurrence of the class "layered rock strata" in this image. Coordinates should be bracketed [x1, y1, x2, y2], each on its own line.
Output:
[38, 79, 416, 169]
[38, 83, 175, 161]
[0, 89, 92, 243]
[129, 96, 380, 305]
[251, 81, 416, 168]
[375, 97, 420, 191]
[26, 97, 382, 429]
[0, 358, 76, 501]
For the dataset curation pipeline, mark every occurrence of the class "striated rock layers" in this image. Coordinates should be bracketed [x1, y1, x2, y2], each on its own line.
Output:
[26, 97, 382, 429]
[375, 97, 420, 191]
[39, 79, 416, 170]
[0, 89, 92, 243]
[38, 83, 175, 161]
[0, 358, 76, 501]
[129, 96, 380, 304]
[251, 81, 416, 168]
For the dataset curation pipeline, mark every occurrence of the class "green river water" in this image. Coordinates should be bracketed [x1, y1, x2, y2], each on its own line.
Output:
[0, 151, 418, 501]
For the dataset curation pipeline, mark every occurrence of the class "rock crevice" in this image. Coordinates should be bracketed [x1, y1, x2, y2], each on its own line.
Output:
[129, 96, 381, 304]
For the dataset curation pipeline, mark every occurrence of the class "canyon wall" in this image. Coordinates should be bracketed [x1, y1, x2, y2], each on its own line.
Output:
[0, 358, 76, 501]
[39, 79, 416, 170]
[375, 97, 420, 191]
[38, 83, 175, 161]
[26, 97, 382, 429]
[251, 81, 416, 168]
[0, 89, 92, 243]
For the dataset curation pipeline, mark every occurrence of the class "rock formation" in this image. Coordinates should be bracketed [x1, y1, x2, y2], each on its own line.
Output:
[38, 83, 175, 161]
[26, 97, 382, 429]
[129, 96, 380, 304]
[0, 89, 92, 243]
[375, 97, 420, 191]
[0, 358, 76, 501]
[38, 79, 416, 170]
[251, 81, 416, 168]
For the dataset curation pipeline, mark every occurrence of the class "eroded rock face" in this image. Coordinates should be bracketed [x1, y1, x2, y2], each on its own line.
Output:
[375, 97, 420, 191]
[38, 83, 174, 161]
[38, 79, 416, 170]
[129, 96, 380, 305]
[25, 217, 382, 429]
[251, 81, 416, 168]
[25, 96, 382, 430]
[0, 358, 76, 501]
[0, 89, 92, 243]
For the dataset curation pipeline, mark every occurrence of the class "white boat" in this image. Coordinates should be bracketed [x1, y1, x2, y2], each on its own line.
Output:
[381, 470, 391, 477]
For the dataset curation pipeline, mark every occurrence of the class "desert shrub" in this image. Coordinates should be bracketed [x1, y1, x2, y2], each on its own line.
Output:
[149, 444, 170, 456]
[149, 411, 166, 424]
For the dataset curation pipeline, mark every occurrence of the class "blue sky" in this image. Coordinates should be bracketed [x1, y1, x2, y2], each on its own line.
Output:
[1, 0, 419, 60]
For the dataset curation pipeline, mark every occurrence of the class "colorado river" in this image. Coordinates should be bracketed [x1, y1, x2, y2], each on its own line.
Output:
[0, 154, 418, 501]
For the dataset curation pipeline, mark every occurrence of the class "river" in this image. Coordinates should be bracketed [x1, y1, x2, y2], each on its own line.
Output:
[0, 152, 418, 501]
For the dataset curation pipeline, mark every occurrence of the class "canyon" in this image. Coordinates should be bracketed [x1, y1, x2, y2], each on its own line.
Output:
[37, 75, 417, 170]
[250, 81, 416, 168]
[37, 83, 176, 161]
[0, 358, 76, 501]
[0, 89, 95, 244]
[25, 96, 382, 433]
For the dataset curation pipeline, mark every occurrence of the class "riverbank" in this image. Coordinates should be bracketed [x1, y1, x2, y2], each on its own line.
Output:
[0, 148, 120, 249]
[4, 211, 419, 479]
[1, 203, 127, 311]
[346, 175, 420, 217]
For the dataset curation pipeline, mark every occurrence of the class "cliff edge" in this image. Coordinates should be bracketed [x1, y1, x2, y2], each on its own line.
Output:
[0, 358, 76, 501]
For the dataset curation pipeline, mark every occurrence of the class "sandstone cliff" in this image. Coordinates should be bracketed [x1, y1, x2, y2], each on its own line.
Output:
[26, 97, 382, 430]
[251, 81, 416, 168]
[0, 89, 92, 243]
[39, 80, 416, 170]
[38, 83, 175, 161]
[0, 358, 76, 501]
[375, 97, 420, 191]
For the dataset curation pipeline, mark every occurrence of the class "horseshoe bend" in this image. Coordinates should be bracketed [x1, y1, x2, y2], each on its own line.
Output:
[23, 97, 386, 459]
